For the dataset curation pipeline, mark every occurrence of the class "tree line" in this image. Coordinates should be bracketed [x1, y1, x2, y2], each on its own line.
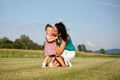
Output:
[0, 34, 105, 54]
[77, 44, 92, 53]
[0, 34, 44, 50]
[77, 44, 105, 54]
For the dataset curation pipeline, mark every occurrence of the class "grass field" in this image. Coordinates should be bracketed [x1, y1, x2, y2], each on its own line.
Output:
[0, 49, 120, 80]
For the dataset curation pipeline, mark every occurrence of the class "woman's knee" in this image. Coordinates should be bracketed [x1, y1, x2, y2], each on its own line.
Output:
[56, 56, 66, 67]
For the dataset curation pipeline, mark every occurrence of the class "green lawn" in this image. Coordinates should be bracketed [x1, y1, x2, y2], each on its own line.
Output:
[0, 49, 120, 80]
[0, 58, 120, 80]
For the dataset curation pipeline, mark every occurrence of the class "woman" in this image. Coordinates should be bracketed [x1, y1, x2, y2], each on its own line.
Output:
[52, 22, 76, 67]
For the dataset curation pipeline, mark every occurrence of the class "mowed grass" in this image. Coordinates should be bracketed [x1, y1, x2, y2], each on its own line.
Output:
[0, 49, 120, 80]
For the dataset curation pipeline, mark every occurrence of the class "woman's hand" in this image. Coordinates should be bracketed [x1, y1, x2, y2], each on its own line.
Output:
[53, 40, 66, 56]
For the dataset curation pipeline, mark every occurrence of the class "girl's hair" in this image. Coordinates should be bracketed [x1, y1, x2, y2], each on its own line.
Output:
[55, 22, 67, 41]
[45, 24, 52, 31]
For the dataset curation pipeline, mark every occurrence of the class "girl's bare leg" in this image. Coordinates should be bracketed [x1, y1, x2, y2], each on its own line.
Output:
[48, 57, 55, 67]
[42, 56, 49, 67]
[50, 57, 55, 63]
[43, 56, 49, 63]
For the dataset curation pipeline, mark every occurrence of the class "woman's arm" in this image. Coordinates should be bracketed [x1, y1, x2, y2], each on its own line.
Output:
[53, 40, 66, 56]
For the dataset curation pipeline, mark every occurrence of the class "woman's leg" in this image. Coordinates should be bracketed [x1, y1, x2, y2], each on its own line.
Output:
[61, 50, 75, 67]
[55, 56, 66, 67]
[53, 60, 60, 67]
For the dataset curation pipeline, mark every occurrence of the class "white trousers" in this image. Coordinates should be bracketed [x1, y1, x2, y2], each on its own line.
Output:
[61, 50, 75, 62]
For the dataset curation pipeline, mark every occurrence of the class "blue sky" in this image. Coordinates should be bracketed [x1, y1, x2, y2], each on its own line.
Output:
[0, 0, 120, 51]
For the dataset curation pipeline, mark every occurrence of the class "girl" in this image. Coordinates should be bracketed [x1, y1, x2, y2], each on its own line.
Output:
[42, 24, 57, 67]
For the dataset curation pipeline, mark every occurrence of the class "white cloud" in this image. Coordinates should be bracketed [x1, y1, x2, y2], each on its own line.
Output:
[100, 1, 120, 8]
[0, 21, 42, 29]
[85, 41, 96, 47]
[15, 23, 35, 28]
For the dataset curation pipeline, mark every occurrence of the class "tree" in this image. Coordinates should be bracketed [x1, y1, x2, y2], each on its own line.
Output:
[0, 34, 44, 50]
[77, 44, 81, 51]
[16, 34, 44, 50]
[77, 44, 87, 52]
[0, 37, 13, 48]
[13, 39, 24, 49]
[100, 48, 105, 54]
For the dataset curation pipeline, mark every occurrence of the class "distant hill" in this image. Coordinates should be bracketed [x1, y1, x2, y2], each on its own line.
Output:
[94, 49, 120, 55]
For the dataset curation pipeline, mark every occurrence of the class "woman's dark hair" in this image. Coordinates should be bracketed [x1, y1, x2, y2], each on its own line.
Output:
[55, 22, 67, 41]
[45, 24, 52, 31]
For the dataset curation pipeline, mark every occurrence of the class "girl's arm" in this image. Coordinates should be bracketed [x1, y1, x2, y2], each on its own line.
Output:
[53, 40, 66, 56]
[46, 34, 57, 42]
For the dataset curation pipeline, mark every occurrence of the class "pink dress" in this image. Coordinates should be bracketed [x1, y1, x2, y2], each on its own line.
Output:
[44, 34, 56, 56]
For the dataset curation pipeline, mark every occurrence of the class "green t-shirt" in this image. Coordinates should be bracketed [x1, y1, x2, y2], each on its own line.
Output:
[56, 35, 76, 51]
